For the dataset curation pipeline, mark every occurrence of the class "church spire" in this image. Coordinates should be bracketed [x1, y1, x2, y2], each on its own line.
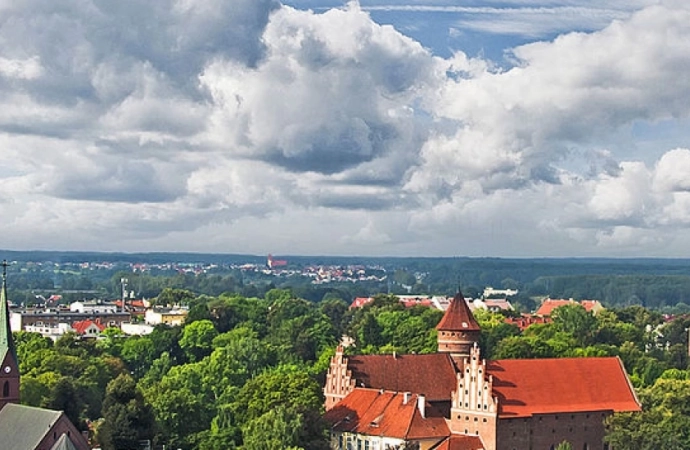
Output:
[436, 290, 481, 365]
[0, 260, 19, 409]
[0, 261, 17, 368]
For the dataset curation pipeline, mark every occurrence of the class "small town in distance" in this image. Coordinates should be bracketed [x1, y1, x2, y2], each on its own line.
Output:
[1, 252, 690, 449]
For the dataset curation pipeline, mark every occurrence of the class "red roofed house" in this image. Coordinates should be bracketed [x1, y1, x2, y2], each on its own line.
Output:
[504, 314, 551, 331]
[324, 291, 640, 450]
[350, 297, 374, 309]
[536, 299, 605, 317]
[71, 319, 106, 337]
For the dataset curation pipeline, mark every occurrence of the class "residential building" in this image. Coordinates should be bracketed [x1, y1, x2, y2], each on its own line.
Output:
[324, 291, 640, 450]
[144, 306, 188, 326]
[71, 319, 107, 337]
[0, 262, 89, 450]
[10, 308, 130, 333]
[535, 299, 605, 317]
[69, 301, 118, 314]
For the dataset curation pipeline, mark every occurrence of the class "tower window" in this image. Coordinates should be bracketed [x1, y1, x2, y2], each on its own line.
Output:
[2, 381, 8, 398]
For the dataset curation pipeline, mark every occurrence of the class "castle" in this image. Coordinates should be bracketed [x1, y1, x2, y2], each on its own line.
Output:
[323, 292, 641, 450]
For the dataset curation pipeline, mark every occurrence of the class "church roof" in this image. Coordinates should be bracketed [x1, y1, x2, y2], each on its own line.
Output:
[324, 388, 450, 440]
[488, 356, 641, 417]
[0, 403, 64, 450]
[346, 353, 458, 401]
[50, 434, 79, 450]
[436, 291, 480, 332]
[0, 265, 18, 368]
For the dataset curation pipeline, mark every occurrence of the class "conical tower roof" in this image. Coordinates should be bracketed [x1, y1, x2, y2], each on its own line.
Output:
[0, 261, 17, 367]
[436, 290, 480, 332]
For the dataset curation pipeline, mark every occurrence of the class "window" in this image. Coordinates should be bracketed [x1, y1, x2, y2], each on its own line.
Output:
[2, 381, 8, 397]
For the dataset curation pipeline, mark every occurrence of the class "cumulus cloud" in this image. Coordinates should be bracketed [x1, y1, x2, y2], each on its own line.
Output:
[1, 0, 690, 256]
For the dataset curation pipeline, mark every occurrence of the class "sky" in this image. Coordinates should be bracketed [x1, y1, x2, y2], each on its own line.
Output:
[1, 0, 690, 258]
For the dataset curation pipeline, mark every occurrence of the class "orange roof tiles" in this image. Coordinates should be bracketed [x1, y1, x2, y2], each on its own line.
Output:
[436, 292, 480, 332]
[487, 356, 641, 418]
[535, 299, 603, 316]
[504, 315, 551, 331]
[347, 353, 458, 401]
[350, 297, 374, 309]
[432, 435, 485, 450]
[71, 319, 106, 334]
[325, 388, 450, 440]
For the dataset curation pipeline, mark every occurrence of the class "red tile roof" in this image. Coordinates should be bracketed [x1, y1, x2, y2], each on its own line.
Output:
[324, 388, 450, 440]
[535, 299, 602, 316]
[347, 353, 458, 401]
[487, 356, 641, 417]
[71, 319, 106, 335]
[432, 435, 485, 450]
[350, 297, 374, 309]
[436, 292, 480, 332]
[504, 315, 551, 331]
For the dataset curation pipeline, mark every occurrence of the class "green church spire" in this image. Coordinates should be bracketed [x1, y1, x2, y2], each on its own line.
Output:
[0, 260, 17, 367]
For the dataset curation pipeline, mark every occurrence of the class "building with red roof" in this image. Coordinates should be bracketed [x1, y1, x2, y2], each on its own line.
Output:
[535, 299, 604, 317]
[71, 318, 106, 337]
[324, 291, 640, 450]
[503, 314, 550, 331]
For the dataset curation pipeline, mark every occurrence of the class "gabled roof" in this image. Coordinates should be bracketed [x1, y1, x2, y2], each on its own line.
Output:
[347, 353, 458, 401]
[71, 319, 106, 334]
[436, 291, 480, 332]
[535, 299, 603, 316]
[488, 356, 641, 417]
[0, 403, 64, 450]
[0, 267, 17, 368]
[431, 435, 485, 450]
[325, 388, 450, 440]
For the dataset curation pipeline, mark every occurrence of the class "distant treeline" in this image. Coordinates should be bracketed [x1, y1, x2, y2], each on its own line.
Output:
[3, 250, 690, 310]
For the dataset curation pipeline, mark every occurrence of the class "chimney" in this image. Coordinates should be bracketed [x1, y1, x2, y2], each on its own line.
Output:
[417, 394, 426, 418]
[403, 392, 411, 404]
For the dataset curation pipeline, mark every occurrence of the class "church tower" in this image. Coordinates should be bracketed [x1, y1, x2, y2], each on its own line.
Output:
[436, 290, 481, 366]
[0, 261, 20, 410]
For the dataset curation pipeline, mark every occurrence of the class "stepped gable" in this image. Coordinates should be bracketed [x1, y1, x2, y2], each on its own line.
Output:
[346, 353, 458, 401]
[325, 388, 450, 441]
[436, 291, 480, 332]
[487, 356, 641, 418]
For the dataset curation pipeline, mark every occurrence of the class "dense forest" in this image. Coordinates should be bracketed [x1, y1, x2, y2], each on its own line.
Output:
[13, 285, 690, 449]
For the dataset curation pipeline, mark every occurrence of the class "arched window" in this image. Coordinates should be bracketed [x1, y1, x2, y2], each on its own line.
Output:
[2, 381, 9, 397]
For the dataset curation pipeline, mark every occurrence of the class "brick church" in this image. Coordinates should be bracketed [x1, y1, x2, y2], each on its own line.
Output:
[0, 262, 90, 450]
[323, 292, 641, 450]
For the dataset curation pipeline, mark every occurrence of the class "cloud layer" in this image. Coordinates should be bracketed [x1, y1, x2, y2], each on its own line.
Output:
[1, 0, 690, 257]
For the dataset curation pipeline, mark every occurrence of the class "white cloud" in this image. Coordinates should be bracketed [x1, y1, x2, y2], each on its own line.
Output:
[0, 56, 43, 79]
[1, 0, 690, 256]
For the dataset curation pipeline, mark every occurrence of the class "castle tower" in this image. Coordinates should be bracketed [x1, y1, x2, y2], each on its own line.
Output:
[0, 261, 19, 410]
[436, 290, 481, 366]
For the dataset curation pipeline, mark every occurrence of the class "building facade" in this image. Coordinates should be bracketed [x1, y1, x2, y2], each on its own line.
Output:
[324, 292, 641, 450]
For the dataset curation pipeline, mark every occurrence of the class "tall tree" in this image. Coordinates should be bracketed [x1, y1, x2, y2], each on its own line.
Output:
[99, 374, 156, 450]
